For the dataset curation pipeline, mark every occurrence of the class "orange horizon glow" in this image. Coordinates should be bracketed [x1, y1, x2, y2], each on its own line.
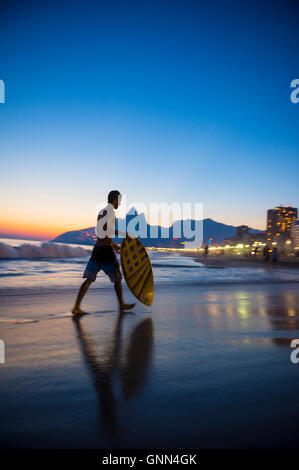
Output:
[0, 220, 92, 241]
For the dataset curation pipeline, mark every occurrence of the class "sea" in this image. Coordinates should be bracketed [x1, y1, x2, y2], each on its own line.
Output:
[1, 237, 299, 289]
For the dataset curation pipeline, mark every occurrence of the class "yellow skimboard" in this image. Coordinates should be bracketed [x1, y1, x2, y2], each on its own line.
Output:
[120, 238, 154, 306]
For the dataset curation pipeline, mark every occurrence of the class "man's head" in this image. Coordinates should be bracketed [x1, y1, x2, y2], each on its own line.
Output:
[108, 190, 121, 209]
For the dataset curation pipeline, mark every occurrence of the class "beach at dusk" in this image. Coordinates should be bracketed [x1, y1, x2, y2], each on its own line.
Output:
[1, 0, 298, 462]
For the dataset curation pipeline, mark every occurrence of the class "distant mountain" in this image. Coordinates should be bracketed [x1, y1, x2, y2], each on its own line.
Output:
[52, 209, 262, 247]
[196, 218, 261, 242]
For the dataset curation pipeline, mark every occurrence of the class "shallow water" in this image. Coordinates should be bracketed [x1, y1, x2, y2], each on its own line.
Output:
[1, 239, 299, 448]
[0, 281, 299, 448]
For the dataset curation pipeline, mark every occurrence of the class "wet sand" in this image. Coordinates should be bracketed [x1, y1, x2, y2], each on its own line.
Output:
[186, 253, 299, 269]
[1, 281, 299, 449]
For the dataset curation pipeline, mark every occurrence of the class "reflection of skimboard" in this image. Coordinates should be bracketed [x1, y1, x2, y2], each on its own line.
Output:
[120, 238, 154, 306]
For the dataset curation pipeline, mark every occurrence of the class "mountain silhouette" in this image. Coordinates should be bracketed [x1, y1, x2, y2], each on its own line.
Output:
[52, 209, 262, 248]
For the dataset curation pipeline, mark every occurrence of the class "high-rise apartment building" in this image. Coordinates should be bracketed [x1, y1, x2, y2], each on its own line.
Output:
[266, 206, 298, 243]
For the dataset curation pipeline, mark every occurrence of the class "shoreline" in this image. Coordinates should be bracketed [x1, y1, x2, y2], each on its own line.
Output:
[183, 253, 299, 269]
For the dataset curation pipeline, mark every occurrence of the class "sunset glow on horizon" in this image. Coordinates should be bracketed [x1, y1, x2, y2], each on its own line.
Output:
[0, 218, 86, 241]
[0, 204, 97, 240]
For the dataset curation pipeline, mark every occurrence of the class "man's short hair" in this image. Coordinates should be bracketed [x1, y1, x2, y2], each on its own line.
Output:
[108, 190, 121, 203]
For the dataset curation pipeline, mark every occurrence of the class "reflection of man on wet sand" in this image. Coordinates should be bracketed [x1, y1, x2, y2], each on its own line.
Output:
[73, 314, 153, 445]
[72, 190, 135, 315]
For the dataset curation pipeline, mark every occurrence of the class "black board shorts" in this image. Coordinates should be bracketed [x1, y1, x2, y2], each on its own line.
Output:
[83, 245, 122, 283]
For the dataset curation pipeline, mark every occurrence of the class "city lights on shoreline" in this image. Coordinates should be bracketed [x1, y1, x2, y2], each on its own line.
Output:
[146, 240, 299, 255]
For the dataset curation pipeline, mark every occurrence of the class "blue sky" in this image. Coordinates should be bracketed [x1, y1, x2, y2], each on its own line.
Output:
[0, 0, 298, 238]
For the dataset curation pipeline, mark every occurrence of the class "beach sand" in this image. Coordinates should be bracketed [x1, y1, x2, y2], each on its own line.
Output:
[1, 281, 299, 449]
[186, 253, 299, 269]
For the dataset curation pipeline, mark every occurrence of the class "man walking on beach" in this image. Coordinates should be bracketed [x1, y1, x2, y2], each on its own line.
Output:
[72, 190, 135, 315]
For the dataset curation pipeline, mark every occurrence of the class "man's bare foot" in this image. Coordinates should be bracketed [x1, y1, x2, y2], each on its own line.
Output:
[72, 307, 88, 316]
[120, 302, 136, 312]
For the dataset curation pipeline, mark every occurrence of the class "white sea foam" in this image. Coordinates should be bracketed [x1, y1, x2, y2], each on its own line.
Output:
[0, 242, 89, 259]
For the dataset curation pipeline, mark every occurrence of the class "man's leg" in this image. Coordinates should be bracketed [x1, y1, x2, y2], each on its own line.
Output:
[72, 277, 94, 315]
[114, 280, 135, 311]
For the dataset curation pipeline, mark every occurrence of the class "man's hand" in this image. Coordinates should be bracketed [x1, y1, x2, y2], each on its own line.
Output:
[113, 243, 121, 253]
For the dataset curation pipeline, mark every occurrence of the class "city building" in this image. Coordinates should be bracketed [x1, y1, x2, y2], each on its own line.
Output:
[266, 206, 298, 244]
[223, 226, 265, 246]
[236, 225, 249, 241]
[291, 219, 299, 247]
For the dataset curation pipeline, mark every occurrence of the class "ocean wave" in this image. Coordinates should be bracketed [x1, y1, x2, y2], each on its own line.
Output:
[0, 272, 27, 277]
[151, 263, 202, 268]
[161, 278, 299, 287]
[0, 242, 89, 259]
